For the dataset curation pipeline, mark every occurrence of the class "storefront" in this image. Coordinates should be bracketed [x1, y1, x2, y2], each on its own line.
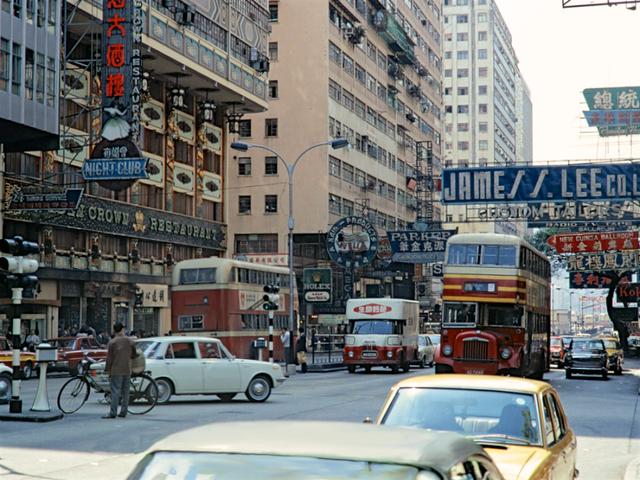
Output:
[133, 284, 169, 336]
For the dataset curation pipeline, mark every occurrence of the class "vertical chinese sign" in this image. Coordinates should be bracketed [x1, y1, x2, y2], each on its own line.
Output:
[82, 0, 147, 188]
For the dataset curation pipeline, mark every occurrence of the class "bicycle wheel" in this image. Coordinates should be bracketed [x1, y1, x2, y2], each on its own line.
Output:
[57, 377, 90, 414]
[128, 373, 158, 415]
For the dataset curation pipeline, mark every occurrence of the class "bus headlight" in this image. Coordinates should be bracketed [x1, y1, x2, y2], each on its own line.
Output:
[500, 347, 512, 360]
[386, 351, 394, 358]
[442, 344, 453, 356]
[348, 351, 354, 358]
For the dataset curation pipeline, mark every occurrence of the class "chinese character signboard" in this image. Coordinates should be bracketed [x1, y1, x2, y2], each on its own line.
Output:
[442, 163, 640, 204]
[136, 284, 169, 307]
[567, 251, 640, 272]
[8, 188, 83, 211]
[548, 231, 640, 254]
[569, 271, 631, 289]
[387, 230, 456, 263]
[88, 0, 147, 189]
[583, 87, 640, 137]
[303, 268, 332, 303]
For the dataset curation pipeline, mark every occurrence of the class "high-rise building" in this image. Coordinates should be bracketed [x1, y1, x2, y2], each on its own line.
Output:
[441, 0, 529, 235]
[0, 0, 270, 338]
[226, 0, 444, 326]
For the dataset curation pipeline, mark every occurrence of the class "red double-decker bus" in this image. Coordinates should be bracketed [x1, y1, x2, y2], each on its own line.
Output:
[171, 257, 297, 359]
[435, 233, 551, 379]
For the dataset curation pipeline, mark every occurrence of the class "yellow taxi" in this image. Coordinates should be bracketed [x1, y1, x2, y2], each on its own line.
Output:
[0, 336, 36, 379]
[376, 375, 577, 480]
[599, 336, 623, 375]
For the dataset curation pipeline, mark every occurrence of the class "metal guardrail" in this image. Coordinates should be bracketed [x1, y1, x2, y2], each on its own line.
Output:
[309, 334, 344, 365]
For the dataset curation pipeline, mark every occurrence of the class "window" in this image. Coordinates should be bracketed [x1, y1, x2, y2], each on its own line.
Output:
[265, 118, 278, 137]
[235, 234, 278, 254]
[170, 340, 199, 355]
[26, 0, 33, 22]
[478, 49, 487, 60]
[456, 51, 468, 60]
[135, 183, 163, 209]
[36, 53, 44, 103]
[268, 42, 278, 61]
[265, 156, 277, 175]
[36, 0, 43, 26]
[329, 194, 341, 214]
[236, 157, 251, 176]
[478, 31, 487, 41]
[268, 80, 278, 98]
[199, 341, 221, 359]
[457, 105, 469, 113]
[25, 48, 34, 100]
[46, 56, 55, 106]
[478, 12, 487, 22]
[343, 199, 354, 216]
[342, 53, 354, 75]
[542, 397, 556, 445]
[444, 51, 451, 59]
[457, 141, 469, 150]
[265, 194, 277, 213]
[269, 2, 278, 21]
[329, 156, 341, 177]
[479, 122, 488, 132]
[444, 69, 452, 77]
[13, 0, 20, 17]
[329, 42, 341, 64]
[457, 87, 468, 96]
[456, 32, 468, 41]
[479, 140, 488, 150]
[456, 14, 468, 23]
[479, 67, 488, 78]
[355, 64, 365, 84]
[48, 0, 56, 31]
[239, 195, 251, 214]
[329, 78, 341, 101]
[173, 192, 193, 216]
[11, 43, 21, 95]
[238, 119, 251, 137]
[0, 39, 9, 91]
[457, 122, 468, 132]
[342, 162, 354, 183]
[479, 104, 488, 114]
[479, 85, 487, 95]
[179, 268, 216, 285]
[549, 394, 567, 439]
[457, 68, 468, 78]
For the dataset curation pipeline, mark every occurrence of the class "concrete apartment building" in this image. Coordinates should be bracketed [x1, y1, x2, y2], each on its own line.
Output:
[226, 0, 444, 324]
[441, 0, 531, 235]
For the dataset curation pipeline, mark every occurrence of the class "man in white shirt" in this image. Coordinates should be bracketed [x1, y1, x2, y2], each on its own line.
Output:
[280, 329, 291, 364]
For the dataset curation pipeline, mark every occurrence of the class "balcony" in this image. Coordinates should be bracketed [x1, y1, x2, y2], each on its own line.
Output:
[371, 11, 416, 65]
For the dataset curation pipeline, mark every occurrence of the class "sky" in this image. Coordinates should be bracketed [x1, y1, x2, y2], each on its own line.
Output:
[495, 0, 640, 164]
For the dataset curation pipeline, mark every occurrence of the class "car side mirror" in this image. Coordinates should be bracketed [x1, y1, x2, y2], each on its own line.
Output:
[362, 417, 373, 424]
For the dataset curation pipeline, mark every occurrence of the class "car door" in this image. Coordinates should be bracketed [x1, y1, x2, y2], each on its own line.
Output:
[164, 341, 204, 394]
[199, 340, 242, 393]
[547, 391, 576, 478]
[425, 336, 435, 362]
[540, 392, 569, 479]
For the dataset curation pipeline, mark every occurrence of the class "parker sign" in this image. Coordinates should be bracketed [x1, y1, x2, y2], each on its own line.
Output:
[441, 163, 640, 204]
[387, 230, 456, 264]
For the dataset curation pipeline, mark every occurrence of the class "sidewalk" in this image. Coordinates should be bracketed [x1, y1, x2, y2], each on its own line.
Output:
[276, 351, 345, 374]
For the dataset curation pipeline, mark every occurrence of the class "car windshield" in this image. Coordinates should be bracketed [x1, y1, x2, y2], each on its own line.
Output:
[381, 388, 541, 446]
[349, 320, 402, 335]
[550, 338, 562, 346]
[129, 452, 424, 480]
[427, 335, 440, 345]
[572, 340, 603, 352]
[136, 341, 163, 359]
[603, 340, 617, 349]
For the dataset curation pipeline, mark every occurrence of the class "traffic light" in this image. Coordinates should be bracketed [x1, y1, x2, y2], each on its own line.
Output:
[263, 285, 280, 311]
[0, 236, 39, 293]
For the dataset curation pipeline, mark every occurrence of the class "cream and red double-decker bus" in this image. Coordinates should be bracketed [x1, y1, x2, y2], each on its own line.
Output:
[435, 233, 551, 379]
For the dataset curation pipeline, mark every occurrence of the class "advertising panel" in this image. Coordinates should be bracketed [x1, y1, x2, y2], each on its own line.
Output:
[567, 251, 640, 272]
[386, 230, 456, 264]
[616, 283, 640, 303]
[548, 231, 640, 254]
[569, 271, 631, 289]
[326, 217, 379, 269]
[303, 268, 332, 303]
[441, 163, 640, 204]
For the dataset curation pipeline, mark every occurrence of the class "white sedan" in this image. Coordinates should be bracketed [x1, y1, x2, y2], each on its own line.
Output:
[0, 363, 11, 404]
[415, 335, 436, 368]
[136, 336, 286, 403]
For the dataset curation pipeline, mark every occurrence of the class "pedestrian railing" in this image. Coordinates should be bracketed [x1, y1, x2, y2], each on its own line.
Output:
[310, 334, 344, 365]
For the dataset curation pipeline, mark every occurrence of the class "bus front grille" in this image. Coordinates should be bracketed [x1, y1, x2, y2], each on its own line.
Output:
[463, 338, 489, 361]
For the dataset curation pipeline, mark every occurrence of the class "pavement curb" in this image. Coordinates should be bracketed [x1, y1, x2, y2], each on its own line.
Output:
[624, 456, 640, 480]
[0, 410, 64, 422]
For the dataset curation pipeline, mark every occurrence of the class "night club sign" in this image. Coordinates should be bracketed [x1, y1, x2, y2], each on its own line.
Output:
[441, 163, 640, 204]
[548, 231, 640, 254]
[86, 0, 147, 189]
[326, 216, 379, 269]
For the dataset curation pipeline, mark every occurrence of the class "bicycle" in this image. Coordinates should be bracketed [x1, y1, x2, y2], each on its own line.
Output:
[57, 354, 158, 415]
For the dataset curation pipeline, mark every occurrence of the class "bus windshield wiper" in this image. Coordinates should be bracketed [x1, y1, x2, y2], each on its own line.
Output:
[469, 434, 532, 446]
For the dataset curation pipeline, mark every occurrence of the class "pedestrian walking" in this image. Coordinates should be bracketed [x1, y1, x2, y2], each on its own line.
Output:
[280, 328, 291, 364]
[103, 322, 138, 419]
[296, 328, 308, 373]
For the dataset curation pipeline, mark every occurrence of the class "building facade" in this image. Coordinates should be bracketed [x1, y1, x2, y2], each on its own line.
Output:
[0, 0, 270, 339]
[226, 0, 444, 328]
[441, 0, 530, 235]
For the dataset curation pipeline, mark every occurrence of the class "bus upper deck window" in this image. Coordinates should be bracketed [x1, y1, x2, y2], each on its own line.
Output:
[482, 245, 499, 265]
[498, 246, 516, 266]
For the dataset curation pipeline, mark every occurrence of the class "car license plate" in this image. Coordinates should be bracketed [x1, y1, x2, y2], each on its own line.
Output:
[467, 369, 484, 374]
[362, 351, 377, 358]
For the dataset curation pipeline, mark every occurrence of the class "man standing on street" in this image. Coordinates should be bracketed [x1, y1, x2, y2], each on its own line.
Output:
[280, 328, 290, 364]
[296, 328, 308, 373]
[103, 323, 137, 419]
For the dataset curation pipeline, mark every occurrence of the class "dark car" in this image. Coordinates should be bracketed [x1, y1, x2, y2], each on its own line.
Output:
[565, 338, 608, 380]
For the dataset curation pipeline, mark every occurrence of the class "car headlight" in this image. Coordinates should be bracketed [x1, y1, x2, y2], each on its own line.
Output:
[272, 364, 282, 372]
[348, 351, 354, 358]
[386, 351, 394, 358]
[442, 344, 453, 356]
[386, 336, 401, 346]
[345, 336, 355, 346]
[500, 347, 512, 360]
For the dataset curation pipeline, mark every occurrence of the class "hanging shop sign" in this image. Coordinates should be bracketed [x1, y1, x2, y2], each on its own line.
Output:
[548, 231, 640, 254]
[616, 283, 640, 303]
[583, 87, 640, 137]
[135, 284, 169, 307]
[441, 163, 640, 204]
[569, 271, 631, 289]
[303, 268, 332, 303]
[566, 251, 640, 272]
[386, 230, 456, 264]
[7, 188, 83, 211]
[326, 216, 379, 269]
[90, 0, 146, 189]
[5, 191, 226, 250]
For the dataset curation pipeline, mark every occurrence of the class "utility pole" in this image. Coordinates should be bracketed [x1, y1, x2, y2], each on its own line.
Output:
[263, 285, 280, 363]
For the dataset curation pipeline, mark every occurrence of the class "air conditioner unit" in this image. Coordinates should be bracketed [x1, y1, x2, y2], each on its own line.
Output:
[405, 113, 417, 123]
[408, 86, 421, 97]
[344, 27, 355, 37]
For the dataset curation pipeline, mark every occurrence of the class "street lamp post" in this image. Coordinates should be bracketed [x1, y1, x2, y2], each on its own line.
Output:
[231, 139, 349, 360]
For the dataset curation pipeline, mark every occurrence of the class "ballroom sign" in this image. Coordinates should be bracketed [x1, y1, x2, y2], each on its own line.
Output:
[548, 231, 640, 254]
[5, 192, 226, 250]
[441, 163, 640, 204]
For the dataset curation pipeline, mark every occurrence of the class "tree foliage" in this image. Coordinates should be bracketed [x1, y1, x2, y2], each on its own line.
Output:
[525, 228, 567, 275]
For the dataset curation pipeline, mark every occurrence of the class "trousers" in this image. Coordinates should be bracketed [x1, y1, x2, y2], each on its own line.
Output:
[110, 374, 130, 417]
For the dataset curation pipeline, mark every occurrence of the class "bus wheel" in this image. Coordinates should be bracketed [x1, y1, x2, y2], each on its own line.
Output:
[347, 365, 356, 374]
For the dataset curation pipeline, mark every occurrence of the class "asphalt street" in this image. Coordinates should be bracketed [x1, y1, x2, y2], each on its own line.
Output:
[0, 361, 639, 479]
